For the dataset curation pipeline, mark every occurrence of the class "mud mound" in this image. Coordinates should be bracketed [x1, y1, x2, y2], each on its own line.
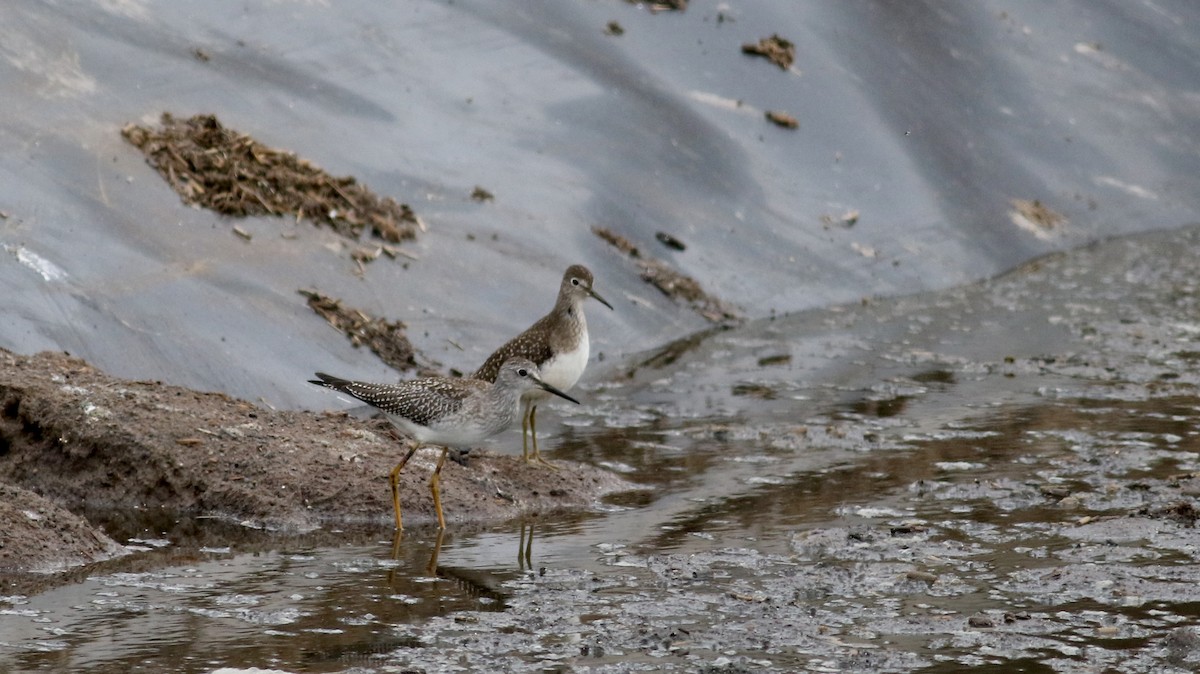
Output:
[0, 483, 126, 574]
[0, 349, 628, 570]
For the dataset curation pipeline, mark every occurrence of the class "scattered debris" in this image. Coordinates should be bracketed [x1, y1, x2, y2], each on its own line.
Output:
[850, 241, 878, 258]
[905, 570, 939, 584]
[232, 225, 252, 241]
[1011, 198, 1066, 230]
[742, 34, 795, 69]
[471, 186, 494, 202]
[968, 614, 997, 628]
[732, 383, 775, 399]
[192, 48, 210, 62]
[821, 209, 859, 228]
[765, 110, 799, 129]
[1139, 500, 1199, 525]
[756, 354, 791, 367]
[298, 289, 430, 374]
[625, 0, 687, 12]
[1038, 484, 1072, 499]
[350, 246, 383, 275]
[605, 21, 625, 36]
[592, 226, 740, 323]
[655, 231, 686, 251]
[346, 243, 416, 272]
[122, 113, 420, 244]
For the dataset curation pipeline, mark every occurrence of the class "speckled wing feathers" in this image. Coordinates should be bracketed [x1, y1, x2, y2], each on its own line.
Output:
[310, 373, 474, 428]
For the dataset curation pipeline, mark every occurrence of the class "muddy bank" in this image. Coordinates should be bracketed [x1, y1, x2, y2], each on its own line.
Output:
[0, 483, 125, 574]
[0, 349, 628, 573]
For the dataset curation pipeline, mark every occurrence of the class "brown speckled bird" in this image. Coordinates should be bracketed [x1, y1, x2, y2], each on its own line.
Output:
[310, 358, 578, 529]
[474, 264, 613, 467]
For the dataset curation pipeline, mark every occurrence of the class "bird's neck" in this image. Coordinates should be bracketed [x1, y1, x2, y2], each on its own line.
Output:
[485, 380, 526, 418]
[555, 295, 586, 327]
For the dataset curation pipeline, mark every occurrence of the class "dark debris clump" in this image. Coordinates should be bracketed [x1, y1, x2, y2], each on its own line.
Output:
[625, 0, 687, 12]
[299, 289, 434, 375]
[765, 110, 799, 129]
[122, 112, 421, 244]
[1139, 499, 1199, 525]
[593, 226, 740, 323]
[742, 34, 795, 70]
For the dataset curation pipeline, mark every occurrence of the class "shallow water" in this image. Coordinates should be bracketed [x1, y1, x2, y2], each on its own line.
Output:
[4, 226, 1200, 672]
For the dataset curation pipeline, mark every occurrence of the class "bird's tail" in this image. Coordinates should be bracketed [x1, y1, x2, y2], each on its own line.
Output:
[309, 372, 353, 392]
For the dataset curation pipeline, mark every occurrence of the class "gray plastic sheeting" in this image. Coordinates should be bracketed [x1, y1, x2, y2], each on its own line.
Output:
[2, 1, 1198, 408]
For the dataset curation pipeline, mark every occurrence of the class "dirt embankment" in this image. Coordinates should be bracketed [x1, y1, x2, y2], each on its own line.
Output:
[0, 349, 627, 574]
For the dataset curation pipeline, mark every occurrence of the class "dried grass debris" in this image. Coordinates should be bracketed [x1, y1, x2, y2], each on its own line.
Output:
[123, 112, 420, 244]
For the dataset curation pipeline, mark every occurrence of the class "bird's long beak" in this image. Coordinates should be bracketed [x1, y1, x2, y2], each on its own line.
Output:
[588, 287, 614, 310]
[534, 376, 580, 404]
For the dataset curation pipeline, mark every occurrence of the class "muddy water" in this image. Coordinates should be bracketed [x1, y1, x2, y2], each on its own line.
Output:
[4, 226, 1200, 672]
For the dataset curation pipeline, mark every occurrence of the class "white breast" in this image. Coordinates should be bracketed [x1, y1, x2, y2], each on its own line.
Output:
[539, 328, 589, 393]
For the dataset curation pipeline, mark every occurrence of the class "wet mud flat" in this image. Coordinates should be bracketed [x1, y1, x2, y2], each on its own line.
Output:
[375, 226, 1200, 673]
[391, 404, 1200, 673]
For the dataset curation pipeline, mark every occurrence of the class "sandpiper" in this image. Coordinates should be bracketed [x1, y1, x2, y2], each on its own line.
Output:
[310, 358, 579, 530]
[474, 264, 613, 467]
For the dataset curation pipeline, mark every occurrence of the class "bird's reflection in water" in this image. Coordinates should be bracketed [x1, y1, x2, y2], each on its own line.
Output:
[517, 519, 534, 572]
[427, 528, 445, 575]
[389, 529, 511, 608]
[389, 529, 445, 577]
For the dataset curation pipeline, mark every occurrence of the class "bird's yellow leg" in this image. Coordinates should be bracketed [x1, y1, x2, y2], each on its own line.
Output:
[529, 405, 558, 470]
[390, 444, 422, 531]
[430, 447, 450, 530]
[520, 404, 532, 462]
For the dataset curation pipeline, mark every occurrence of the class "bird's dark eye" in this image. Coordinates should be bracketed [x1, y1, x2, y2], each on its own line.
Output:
[518, 368, 529, 377]
[571, 278, 580, 286]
